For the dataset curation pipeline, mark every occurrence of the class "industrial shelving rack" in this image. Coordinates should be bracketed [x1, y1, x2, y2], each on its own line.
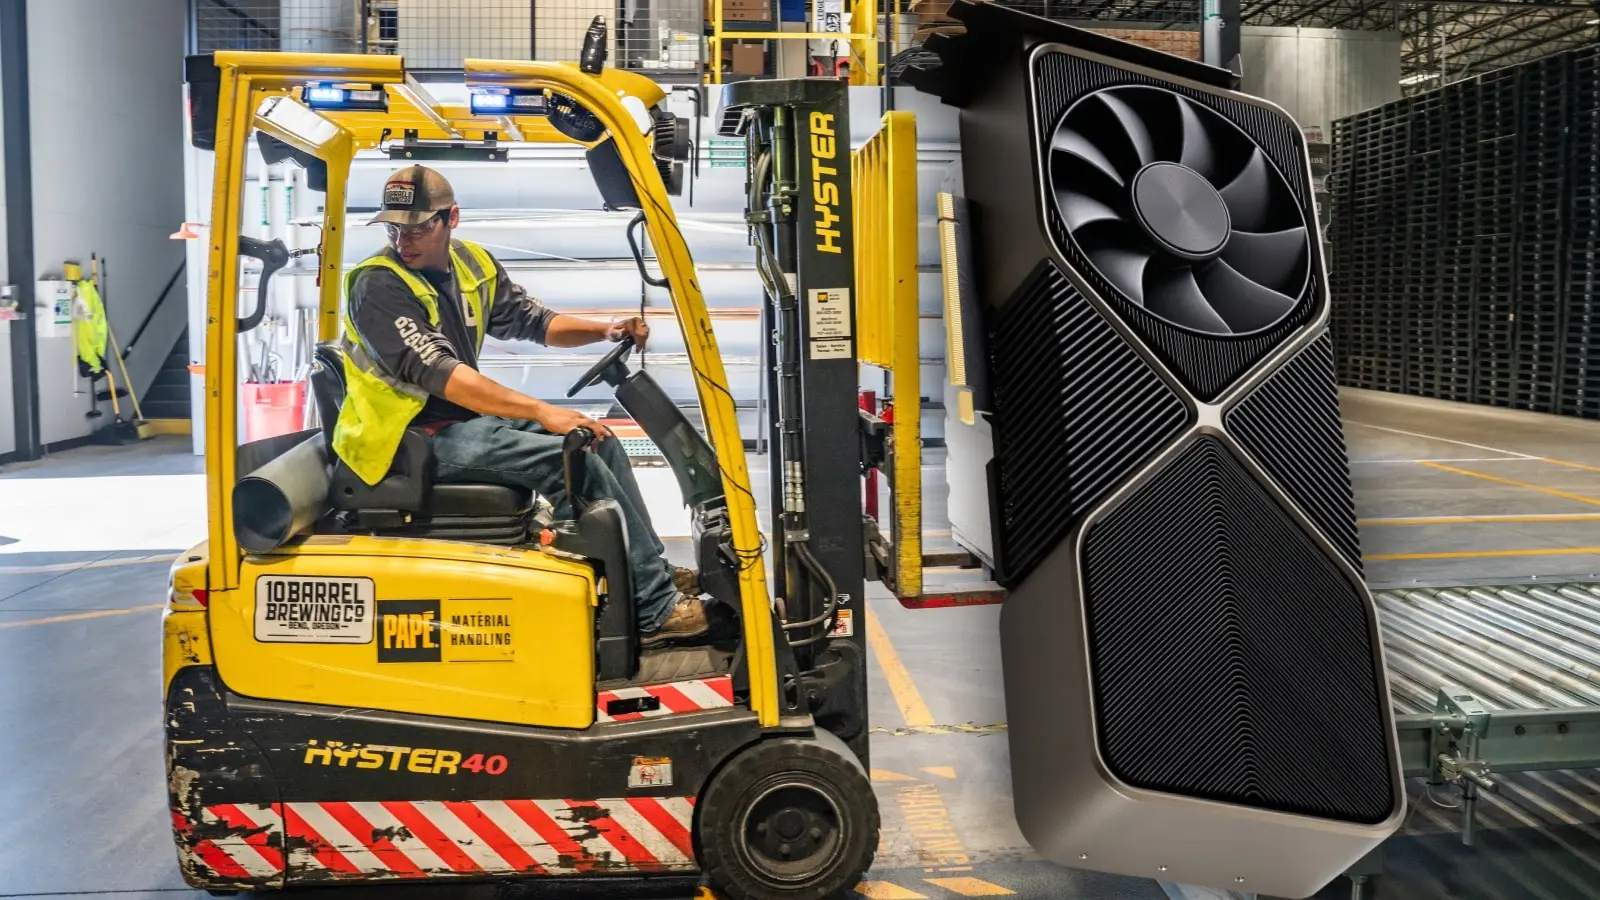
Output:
[1564, 46, 1600, 419]
[1329, 47, 1600, 420]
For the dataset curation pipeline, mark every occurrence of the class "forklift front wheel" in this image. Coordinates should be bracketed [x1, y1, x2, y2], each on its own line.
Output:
[698, 735, 879, 899]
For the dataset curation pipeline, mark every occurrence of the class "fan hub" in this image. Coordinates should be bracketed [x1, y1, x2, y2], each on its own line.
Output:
[1131, 163, 1231, 261]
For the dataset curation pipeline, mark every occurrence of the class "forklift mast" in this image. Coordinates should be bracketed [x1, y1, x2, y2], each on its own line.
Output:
[718, 79, 870, 763]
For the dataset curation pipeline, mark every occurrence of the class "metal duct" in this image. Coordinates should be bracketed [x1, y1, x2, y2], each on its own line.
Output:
[233, 433, 333, 554]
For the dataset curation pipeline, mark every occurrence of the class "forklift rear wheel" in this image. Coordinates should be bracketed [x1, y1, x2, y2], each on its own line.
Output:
[698, 734, 878, 899]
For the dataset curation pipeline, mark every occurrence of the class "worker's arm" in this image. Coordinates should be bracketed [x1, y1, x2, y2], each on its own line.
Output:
[348, 268, 463, 390]
[438, 365, 610, 438]
[485, 258, 650, 348]
[349, 268, 609, 438]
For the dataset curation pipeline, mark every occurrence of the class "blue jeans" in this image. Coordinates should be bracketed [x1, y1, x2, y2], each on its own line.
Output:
[428, 416, 678, 632]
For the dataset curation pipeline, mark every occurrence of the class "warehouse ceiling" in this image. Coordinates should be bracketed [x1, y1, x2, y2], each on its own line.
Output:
[991, 0, 1594, 90]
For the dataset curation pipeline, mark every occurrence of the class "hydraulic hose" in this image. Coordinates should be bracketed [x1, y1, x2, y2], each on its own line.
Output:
[785, 540, 839, 648]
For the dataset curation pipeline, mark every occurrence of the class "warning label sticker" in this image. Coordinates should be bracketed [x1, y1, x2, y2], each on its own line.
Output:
[809, 338, 852, 360]
[255, 576, 375, 644]
[807, 288, 852, 339]
[830, 608, 855, 638]
[629, 756, 674, 789]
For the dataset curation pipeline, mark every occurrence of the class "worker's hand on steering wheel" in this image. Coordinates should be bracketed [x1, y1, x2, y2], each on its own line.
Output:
[539, 405, 613, 444]
[606, 316, 649, 349]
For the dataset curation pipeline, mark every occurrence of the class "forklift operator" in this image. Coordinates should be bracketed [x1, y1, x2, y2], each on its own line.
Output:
[334, 164, 711, 646]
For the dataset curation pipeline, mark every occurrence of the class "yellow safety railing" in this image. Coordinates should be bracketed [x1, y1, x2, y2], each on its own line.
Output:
[706, 0, 880, 85]
[851, 110, 921, 596]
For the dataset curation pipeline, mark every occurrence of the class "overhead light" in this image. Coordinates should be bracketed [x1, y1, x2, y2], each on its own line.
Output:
[469, 88, 548, 116]
[301, 83, 388, 112]
[1589, 17, 1599, 23]
[1399, 72, 1441, 85]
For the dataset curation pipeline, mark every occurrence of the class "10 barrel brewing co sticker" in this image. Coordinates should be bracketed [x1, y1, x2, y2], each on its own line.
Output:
[255, 575, 376, 643]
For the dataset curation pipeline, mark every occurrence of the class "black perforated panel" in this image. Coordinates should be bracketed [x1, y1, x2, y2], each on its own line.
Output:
[988, 260, 1190, 585]
[1031, 50, 1322, 400]
[1081, 438, 1394, 825]
[1226, 334, 1364, 573]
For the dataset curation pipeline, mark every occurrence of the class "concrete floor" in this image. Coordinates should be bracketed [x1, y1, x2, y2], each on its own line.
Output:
[4, 388, 1600, 900]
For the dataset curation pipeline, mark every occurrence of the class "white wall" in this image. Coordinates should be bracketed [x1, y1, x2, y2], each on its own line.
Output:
[27, 0, 188, 444]
[0, 22, 11, 458]
[1240, 26, 1403, 134]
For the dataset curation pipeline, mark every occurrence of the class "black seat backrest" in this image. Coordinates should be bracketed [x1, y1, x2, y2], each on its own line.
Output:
[310, 342, 346, 450]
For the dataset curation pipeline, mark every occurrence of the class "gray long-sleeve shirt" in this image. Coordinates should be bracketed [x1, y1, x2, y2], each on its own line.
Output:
[346, 248, 556, 427]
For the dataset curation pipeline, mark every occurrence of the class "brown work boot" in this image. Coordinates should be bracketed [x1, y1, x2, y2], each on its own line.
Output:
[672, 566, 700, 596]
[642, 593, 711, 646]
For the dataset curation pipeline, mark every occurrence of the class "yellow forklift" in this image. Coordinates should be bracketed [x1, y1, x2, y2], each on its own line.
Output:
[164, 7, 1399, 899]
[164, 28, 911, 899]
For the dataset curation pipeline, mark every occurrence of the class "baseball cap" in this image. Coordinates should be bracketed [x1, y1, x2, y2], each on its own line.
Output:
[368, 165, 456, 226]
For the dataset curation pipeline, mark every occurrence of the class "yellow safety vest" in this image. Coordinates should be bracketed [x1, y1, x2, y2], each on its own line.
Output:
[333, 238, 499, 486]
[73, 279, 109, 373]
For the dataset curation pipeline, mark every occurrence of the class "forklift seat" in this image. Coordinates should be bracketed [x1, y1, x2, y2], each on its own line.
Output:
[309, 343, 536, 544]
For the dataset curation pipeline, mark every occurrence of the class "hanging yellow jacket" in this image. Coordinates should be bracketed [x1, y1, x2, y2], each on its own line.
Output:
[73, 279, 109, 374]
[333, 239, 499, 486]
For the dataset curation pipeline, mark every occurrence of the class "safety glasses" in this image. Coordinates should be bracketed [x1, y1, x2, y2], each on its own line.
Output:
[384, 212, 443, 243]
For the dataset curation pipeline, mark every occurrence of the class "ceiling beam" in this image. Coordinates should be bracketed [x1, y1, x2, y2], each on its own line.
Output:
[1400, 8, 1538, 65]
[1322, 0, 1397, 29]
[1279, 0, 1357, 24]
[1447, 8, 1590, 68]
[1399, 0, 1590, 8]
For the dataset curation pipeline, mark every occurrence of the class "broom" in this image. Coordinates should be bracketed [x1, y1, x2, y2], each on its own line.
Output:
[95, 255, 154, 440]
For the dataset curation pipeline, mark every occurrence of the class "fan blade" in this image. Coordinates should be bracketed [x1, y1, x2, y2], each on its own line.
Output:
[1053, 127, 1125, 187]
[1088, 246, 1152, 306]
[1197, 257, 1299, 333]
[1098, 92, 1155, 169]
[1058, 188, 1121, 232]
[1145, 266, 1231, 333]
[1223, 227, 1309, 294]
[1219, 148, 1272, 231]
[1176, 97, 1215, 180]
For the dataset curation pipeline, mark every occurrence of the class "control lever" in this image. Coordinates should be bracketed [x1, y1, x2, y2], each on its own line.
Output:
[237, 236, 290, 334]
[579, 16, 608, 74]
[561, 426, 596, 515]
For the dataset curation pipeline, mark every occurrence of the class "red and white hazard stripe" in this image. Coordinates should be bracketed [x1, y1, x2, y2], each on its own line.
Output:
[595, 675, 735, 723]
[176, 797, 700, 882]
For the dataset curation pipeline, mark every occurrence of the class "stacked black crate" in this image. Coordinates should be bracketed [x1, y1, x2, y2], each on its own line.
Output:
[1344, 106, 1391, 390]
[1563, 46, 1600, 419]
[1473, 66, 1520, 409]
[1513, 54, 1569, 413]
[1405, 91, 1446, 399]
[1330, 115, 1359, 385]
[1438, 77, 1477, 403]
[1372, 100, 1412, 393]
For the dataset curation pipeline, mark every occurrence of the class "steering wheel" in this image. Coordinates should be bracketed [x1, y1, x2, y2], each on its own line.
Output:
[566, 337, 636, 398]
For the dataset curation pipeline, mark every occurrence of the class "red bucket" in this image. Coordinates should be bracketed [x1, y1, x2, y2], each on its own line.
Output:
[242, 381, 307, 442]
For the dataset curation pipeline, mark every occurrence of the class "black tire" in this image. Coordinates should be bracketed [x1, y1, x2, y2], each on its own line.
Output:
[698, 732, 879, 900]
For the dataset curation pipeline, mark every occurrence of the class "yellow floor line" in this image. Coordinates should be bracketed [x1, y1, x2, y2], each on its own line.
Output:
[864, 605, 935, 728]
[856, 882, 928, 899]
[1360, 513, 1600, 526]
[1365, 547, 1600, 562]
[871, 768, 918, 782]
[1419, 461, 1600, 508]
[1539, 457, 1600, 475]
[925, 876, 1016, 896]
[0, 603, 166, 630]
[0, 554, 176, 576]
